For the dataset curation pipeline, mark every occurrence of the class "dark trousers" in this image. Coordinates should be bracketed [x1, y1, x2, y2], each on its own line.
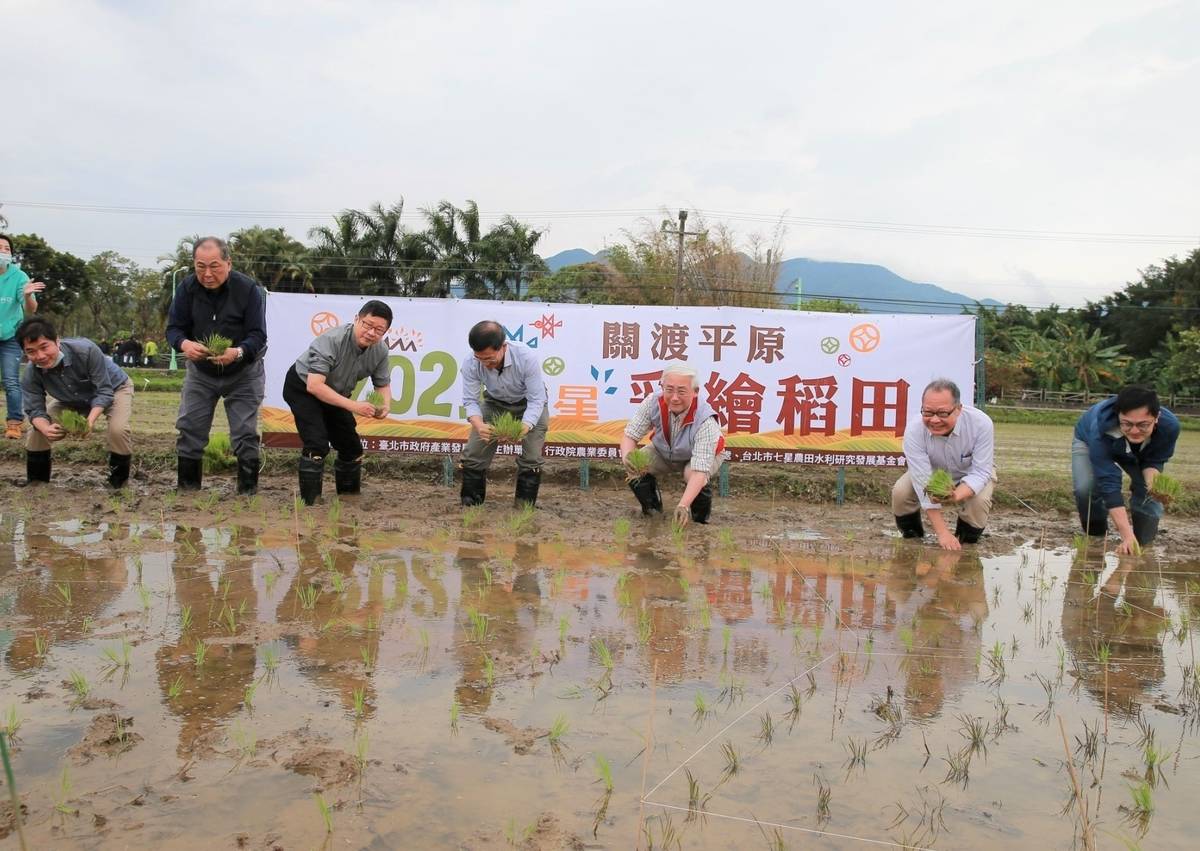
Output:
[283, 366, 363, 461]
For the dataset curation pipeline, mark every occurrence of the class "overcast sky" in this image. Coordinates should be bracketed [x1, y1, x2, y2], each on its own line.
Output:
[5, 0, 1197, 307]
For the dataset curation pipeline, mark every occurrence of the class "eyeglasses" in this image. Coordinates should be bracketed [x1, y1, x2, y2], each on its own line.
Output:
[1118, 418, 1156, 432]
[358, 320, 389, 337]
[662, 386, 694, 396]
[920, 406, 960, 419]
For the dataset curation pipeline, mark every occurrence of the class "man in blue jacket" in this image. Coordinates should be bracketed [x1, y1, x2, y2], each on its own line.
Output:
[1072, 386, 1179, 554]
[166, 237, 268, 495]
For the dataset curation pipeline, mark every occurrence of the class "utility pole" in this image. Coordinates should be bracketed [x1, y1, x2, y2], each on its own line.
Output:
[663, 210, 701, 306]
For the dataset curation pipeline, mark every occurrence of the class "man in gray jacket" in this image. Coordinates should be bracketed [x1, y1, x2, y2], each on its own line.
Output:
[17, 317, 134, 488]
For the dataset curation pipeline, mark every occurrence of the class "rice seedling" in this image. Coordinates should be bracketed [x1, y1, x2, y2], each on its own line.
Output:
[722, 625, 732, 656]
[505, 818, 536, 847]
[366, 390, 386, 416]
[678, 575, 690, 596]
[56, 764, 77, 814]
[54, 581, 72, 608]
[1033, 672, 1060, 721]
[784, 684, 804, 729]
[1143, 741, 1171, 787]
[56, 408, 90, 438]
[844, 736, 868, 770]
[482, 653, 496, 687]
[355, 729, 370, 777]
[592, 638, 614, 671]
[558, 615, 570, 644]
[685, 768, 711, 823]
[623, 447, 651, 479]
[2, 706, 22, 740]
[643, 813, 683, 850]
[957, 714, 989, 757]
[1149, 473, 1181, 506]
[202, 433, 236, 473]
[942, 747, 971, 785]
[450, 699, 460, 731]
[199, 331, 232, 359]
[67, 670, 90, 702]
[898, 625, 914, 653]
[220, 602, 237, 635]
[985, 641, 1006, 683]
[466, 608, 490, 644]
[720, 740, 740, 781]
[636, 607, 653, 645]
[244, 682, 257, 711]
[670, 520, 686, 548]
[418, 627, 430, 652]
[179, 604, 193, 633]
[488, 411, 525, 442]
[193, 639, 209, 668]
[613, 517, 631, 542]
[925, 468, 954, 500]
[756, 712, 775, 746]
[298, 584, 320, 610]
[33, 631, 49, 658]
[548, 714, 569, 744]
[595, 753, 613, 792]
[716, 527, 735, 548]
[461, 504, 485, 528]
[693, 693, 714, 725]
[261, 643, 281, 672]
[697, 602, 712, 630]
[352, 685, 366, 718]
[718, 672, 745, 707]
[507, 504, 536, 536]
[755, 820, 787, 851]
[167, 674, 184, 700]
[314, 793, 334, 834]
[100, 638, 132, 671]
[1074, 719, 1100, 765]
[360, 644, 376, 672]
[1121, 781, 1153, 829]
[814, 774, 832, 822]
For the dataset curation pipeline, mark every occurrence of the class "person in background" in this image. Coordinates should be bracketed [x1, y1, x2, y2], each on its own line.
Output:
[166, 236, 268, 495]
[143, 339, 159, 366]
[17, 317, 134, 488]
[0, 234, 45, 439]
[283, 300, 393, 505]
[893, 378, 996, 550]
[1072, 386, 1179, 554]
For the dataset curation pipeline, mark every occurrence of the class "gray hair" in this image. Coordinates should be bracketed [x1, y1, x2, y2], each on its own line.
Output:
[922, 378, 961, 405]
[192, 236, 232, 261]
[661, 363, 699, 389]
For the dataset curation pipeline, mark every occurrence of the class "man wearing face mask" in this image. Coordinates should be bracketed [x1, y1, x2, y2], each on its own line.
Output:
[0, 235, 46, 440]
[166, 237, 268, 494]
[16, 317, 133, 487]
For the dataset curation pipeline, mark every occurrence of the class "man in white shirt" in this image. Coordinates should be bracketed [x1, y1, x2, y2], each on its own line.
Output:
[893, 378, 996, 550]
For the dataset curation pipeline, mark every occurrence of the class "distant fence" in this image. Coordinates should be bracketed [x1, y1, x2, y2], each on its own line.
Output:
[997, 388, 1200, 414]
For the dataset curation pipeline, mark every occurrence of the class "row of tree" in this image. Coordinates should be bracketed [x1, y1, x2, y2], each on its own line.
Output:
[2, 201, 1197, 395]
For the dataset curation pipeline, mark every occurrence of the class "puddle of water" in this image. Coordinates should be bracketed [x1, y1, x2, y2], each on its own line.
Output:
[1, 508, 1199, 849]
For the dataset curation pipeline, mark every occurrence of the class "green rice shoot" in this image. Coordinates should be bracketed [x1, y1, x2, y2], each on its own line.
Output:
[203, 433, 236, 473]
[1150, 473, 1182, 506]
[201, 332, 232, 358]
[925, 468, 954, 500]
[57, 409, 90, 438]
[625, 447, 651, 480]
[488, 411, 525, 442]
[366, 390, 386, 415]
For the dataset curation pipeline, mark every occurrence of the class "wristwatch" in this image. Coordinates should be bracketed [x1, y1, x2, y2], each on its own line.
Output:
[235, 347, 244, 362]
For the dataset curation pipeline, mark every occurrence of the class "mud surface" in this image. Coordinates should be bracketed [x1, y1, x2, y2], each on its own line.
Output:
[3, 467, 1200, 848]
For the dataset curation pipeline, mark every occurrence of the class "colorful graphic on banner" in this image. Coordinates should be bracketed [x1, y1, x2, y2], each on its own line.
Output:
[261, 294, 976, 466]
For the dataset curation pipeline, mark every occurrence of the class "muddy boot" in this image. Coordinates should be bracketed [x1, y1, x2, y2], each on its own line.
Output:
[334, 456, 362, 495]
[26, 449, 51, 484]
[236, 457, 259, 496]
[299, 455, 325, 506]
[894, 511, 924, 539]
[461, 467, 486, 506]
[514, 468, 541, 508]
[177, 456, 202, 492]
[690, 484, 713, 524]
[1132, 512, 1159, 547]
[107, 453, 131, 489]
[955, 517, 984, 544]
[628, 474, 663, 516]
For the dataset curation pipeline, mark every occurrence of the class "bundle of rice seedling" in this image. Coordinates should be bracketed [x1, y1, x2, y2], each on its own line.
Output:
[366, 390, 386, 416]
[925, 468, 955, 500]
[203, 433, 236, 473]
[488, 411, 525, 442]
[201, 333, 232, 358]
[57, 409, 90, 438]
[1150, 473, 1182, 507]
[624, 447, 651, 480]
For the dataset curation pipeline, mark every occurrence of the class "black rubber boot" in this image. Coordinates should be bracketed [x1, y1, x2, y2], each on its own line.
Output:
[334, 456, 362, 495]
[894, 511, 925, 539]
[461, 467, 486, 506]
[690, 484, 713, 524]
[299, 455, 325, 506]
[955, 518, 984, 544]
[177, 456, 202, 491]
[1132, 512, 1160, 547]
[236, 457, 259, 496]
[107, 453, 131, 489]
[514, 469, 541, 508]
[26, 450, 51, 484]
[628, 474, 663, 516]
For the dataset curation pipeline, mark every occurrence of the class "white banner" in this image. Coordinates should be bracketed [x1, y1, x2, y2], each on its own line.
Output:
[262, 293, 976, 466]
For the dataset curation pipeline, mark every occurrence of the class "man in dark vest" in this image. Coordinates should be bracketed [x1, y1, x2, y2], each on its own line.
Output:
[166, 236, 268, 494]
[619, 364, 725, 525]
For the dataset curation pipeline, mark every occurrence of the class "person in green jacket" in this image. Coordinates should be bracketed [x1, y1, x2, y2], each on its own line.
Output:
[0, 235, 46, 439]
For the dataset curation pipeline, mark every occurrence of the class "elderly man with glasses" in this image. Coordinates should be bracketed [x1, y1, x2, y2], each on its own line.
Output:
[1072, 386, 1179, 554]
[166, 236, 268, 494]
[892, 378, 996, 549]
[283, 300, 394, 505]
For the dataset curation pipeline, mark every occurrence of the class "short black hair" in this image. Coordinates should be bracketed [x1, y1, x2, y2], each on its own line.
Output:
[16, 317, 58, 346]
[1114, 386, 1160, 417]
[468, 320, 505, 352]
[0, 234, 13, 254]
[358, 299, 393, 326]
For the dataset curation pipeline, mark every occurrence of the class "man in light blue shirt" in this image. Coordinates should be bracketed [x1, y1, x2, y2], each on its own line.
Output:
[459, 320, 548, 507]
[892, 378, 996, 549]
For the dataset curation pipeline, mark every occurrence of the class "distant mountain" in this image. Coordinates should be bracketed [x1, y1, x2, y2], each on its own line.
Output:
[541, 248, 1002, 313]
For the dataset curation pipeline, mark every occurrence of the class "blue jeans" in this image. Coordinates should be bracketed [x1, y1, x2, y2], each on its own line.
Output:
[0, 338, 22, 422]
[1071, 437, 1163, 535]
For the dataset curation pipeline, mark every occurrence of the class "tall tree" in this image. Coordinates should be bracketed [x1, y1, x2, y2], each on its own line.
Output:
[480, 217, 548, 300]
[229, 226, 313, 292]
[422, 200, 486, 298]
[8, 233, 90, 317]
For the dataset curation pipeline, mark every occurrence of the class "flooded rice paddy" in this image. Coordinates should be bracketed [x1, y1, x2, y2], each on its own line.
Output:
[2, 492, 1200, 849]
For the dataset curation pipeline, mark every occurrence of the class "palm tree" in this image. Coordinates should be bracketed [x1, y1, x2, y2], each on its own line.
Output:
[309, 212, 374, 293]
[481, 217, 548, 300]
[229, 226, 314, 292]
[421, 200, 487, 299]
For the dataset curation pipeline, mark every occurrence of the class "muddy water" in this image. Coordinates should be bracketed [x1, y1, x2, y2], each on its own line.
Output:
[2, 500, 1200, 849]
